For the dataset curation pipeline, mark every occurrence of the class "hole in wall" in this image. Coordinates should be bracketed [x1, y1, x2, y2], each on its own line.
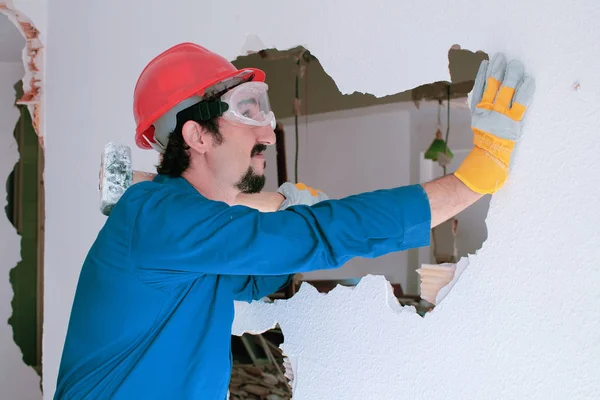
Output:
[4, 80, 43, 375]
[230, 44, 490, 310]
[230, 325, 292, 399]
[0, 7, 45, 382]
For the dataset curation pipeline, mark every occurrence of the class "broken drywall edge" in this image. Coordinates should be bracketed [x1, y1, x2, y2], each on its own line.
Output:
[0, 2, 45, 394]
[226, 41, 492, 395]
[425, 186, 504, 306]
[240, 34, 267, 55]
[434, 257, 470, 305]
[0, 1, 44, 149]
[234, 275, 427, 398]
[7, 81, 42, 373]
[0, 63, 42, 397]
[417, 263, 457, 305]
[230, 36, 454, 100]
[232, 282, 317, 337]
[233, 275, 419, 332]
[232, 273, 467, 395]
[233, 275, 423, 339]
[283, 354, 297, 393]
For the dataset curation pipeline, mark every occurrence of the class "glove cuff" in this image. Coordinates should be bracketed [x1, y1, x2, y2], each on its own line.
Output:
[454, 130, 515, 194]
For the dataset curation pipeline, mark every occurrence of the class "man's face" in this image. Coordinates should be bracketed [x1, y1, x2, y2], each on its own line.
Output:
[208, 117, 275, 194]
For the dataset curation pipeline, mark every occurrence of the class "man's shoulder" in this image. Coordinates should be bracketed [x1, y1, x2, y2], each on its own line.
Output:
[116, 176, 224, 223]
[123, 176, 201, 204]
[106, 177, 188, 218]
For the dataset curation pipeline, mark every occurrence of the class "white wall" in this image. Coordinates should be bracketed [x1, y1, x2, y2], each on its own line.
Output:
[0, 61, 42, 399]
[43, 0, 600, 399]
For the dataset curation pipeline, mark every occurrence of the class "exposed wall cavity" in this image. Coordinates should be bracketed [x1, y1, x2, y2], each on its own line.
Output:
[231, 46, 486, 296]
[0, 2, 44, 399]
[0, 62, 42, 399]
[6, 79, 42, 372]
[230, 327, 292, 399]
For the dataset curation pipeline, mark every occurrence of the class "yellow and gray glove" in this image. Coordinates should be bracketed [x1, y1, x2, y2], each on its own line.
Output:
[276, 182, 329, 210]
[454, 53, 535, 194]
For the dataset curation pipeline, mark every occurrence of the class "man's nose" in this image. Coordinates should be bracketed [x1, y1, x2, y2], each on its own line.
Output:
[255, 124, 276, 145]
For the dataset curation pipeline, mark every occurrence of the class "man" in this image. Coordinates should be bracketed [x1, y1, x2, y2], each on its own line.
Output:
[55, 43, 534, 399]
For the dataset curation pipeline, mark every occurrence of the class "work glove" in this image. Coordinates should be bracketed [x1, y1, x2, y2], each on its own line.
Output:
[276, 182, 329, 210]
[454, 53, 535, 194]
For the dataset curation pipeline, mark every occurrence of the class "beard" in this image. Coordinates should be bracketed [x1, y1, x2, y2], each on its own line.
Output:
[234, 143, 267, 194]
[235, 163, 266, 194]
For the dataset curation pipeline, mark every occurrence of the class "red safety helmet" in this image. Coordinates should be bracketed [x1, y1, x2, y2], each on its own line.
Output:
[133, 42, 266, 150]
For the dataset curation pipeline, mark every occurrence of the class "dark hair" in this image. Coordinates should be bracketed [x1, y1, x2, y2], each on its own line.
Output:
[156, 108, 222, 177]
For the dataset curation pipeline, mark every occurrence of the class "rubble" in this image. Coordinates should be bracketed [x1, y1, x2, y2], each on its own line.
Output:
[229, 364, 292, 400]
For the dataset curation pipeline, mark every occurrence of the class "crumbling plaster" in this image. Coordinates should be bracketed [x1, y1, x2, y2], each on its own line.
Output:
[43, 0, 599, 399]
[0, 0, 44, 148]
[0, 2, 44, 399]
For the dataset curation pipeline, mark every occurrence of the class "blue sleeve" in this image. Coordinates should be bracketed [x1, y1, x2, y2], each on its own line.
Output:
[130, 184, 431, 276]
[228, 275, 293, 302]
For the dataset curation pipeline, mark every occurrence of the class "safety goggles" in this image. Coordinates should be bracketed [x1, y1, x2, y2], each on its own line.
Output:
[220, 81, 276, 129]
[175, 81, 276, 131]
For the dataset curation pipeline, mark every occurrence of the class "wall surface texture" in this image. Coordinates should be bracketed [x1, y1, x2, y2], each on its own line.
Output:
[0, 61, 41, 400]
[43, 0, 600, 399]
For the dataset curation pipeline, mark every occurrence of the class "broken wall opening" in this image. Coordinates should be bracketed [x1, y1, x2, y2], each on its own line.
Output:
[230, 325, 292, 399]
[0, 5, 45, 389]
[5, 79, 43, 374]
[230, 44, 490, 307]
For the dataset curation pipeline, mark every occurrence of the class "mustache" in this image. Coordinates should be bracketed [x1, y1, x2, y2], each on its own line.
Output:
[251, 144, 267, 157]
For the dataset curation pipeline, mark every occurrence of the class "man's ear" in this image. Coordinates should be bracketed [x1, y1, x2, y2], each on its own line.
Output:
[182, 120, 213, 154]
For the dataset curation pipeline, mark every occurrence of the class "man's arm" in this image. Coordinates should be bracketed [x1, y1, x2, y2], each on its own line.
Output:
[130, 183, 431, 278]
[230, 183, 330, 302]
[236, 176, 483, 229]
[423, 174, 483, 228]
[235, 192, 285, 212]
[235, 182, 329, 212]
[229, 274, 294, 302]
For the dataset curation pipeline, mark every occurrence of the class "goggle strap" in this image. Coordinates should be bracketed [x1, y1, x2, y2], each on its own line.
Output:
[199, 100, 229, 120]
[177, 100, 230, 124]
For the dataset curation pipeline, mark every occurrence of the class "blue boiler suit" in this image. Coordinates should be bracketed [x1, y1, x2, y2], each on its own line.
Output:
[55, 174, 431, 399]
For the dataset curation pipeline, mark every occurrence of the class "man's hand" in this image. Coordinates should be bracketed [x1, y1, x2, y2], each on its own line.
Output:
[234, 182, 329, 212]
[454, 52, 535, 194]
[424, 53, 535, 227]
[276, 182, 329, 210]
